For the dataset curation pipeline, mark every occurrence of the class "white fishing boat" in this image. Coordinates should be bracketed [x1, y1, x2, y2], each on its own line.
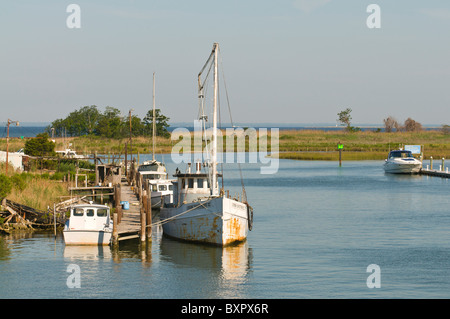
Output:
[138, 159, 174, 208]
[137, 72, 174, 209]
[384, 150, 422, 174]
[63, 202, 113, 245]
[160, 43, 253, 246]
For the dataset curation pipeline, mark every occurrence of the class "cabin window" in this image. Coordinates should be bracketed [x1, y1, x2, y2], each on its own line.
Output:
[169, 185, 173, 191]
[86, 209, 95, 217]
[197, 179, 203, 188]
[74, 208, 84, 217]
[159, 185, 167, 191]
[97, 209, 108, 217]
[181, 179, 186, 189]
[152, 184, 157, 192]
[188, 178, 194, 188]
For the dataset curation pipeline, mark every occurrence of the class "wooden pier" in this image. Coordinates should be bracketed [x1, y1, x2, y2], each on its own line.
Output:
[111, 166, 153, 245]
[420, 168, 450, 178]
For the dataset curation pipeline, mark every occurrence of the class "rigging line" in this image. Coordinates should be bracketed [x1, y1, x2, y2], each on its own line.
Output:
[150, 199, 213, 227]
[218, 45, 234, 127]
[198, 47, 215, 92]
[218, 46, 247, 202]
[217, 69, 225, 190]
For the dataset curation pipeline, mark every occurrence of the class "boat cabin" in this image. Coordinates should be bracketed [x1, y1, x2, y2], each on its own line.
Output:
[170, 169, 222, 206]
[388, 150, 414, 159]
[67, 204, 111, 231]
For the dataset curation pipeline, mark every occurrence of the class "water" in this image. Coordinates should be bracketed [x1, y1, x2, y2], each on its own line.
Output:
[0, 126, 47, 138]
[1, 156, 450, 299]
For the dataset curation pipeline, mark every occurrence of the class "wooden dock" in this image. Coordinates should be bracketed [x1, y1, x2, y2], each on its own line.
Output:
[115, 182, 142, 242]
[420, 168, 450, 178]
[111, 173, 153, 244]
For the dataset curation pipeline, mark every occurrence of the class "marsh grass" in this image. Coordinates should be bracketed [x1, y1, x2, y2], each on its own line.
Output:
[1, 130, 450, 161]
[2, 169, 70, 211]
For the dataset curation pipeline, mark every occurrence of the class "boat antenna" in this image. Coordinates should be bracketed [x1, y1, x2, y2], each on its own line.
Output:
[152, 72, 156, 161]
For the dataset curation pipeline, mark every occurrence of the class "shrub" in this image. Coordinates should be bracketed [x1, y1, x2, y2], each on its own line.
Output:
[0, 174, 12, 199]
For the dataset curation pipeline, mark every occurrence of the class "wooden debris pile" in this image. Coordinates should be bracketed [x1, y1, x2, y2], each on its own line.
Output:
[0, 199, 67, 233]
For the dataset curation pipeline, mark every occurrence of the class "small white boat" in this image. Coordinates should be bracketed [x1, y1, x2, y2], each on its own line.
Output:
[56, 148, 84, 159]
[384, 150, 422, 174]
[138, 160, 174, 208]
[63, 202, 113, 245]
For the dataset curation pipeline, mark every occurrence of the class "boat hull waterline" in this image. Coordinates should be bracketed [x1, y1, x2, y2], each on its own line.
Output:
[63, 229, 112, 245]
[160, 197, 249, 246]
[384, 162, 422, 174]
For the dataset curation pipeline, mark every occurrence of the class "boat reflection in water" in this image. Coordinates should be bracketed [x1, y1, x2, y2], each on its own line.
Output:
[63, 245, 112, 260]
[160, 237, 252, 298]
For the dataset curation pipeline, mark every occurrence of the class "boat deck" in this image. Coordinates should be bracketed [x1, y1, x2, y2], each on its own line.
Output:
[116, 182, 142, 241]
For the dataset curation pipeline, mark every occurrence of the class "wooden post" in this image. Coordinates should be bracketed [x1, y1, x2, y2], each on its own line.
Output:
[114, 184, 122, 224]
[112, 208, 118, 246]
[95, 151, 99, 185]
[53, 203, 57, 238]
[442, 158, 445, 171]
[430, 156, 433, 170]
[338, 142, 342, 167]
[140, 205, 146, 242]
[145, 182, 152, 240]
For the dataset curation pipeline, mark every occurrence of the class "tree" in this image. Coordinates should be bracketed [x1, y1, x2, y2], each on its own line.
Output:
[383, 116, 400, 132]
[48, 105, 100, 137]
[24, 133, 56, 157]
[95, 107, 124, 138]
[143, 108, 171, 138]
[404, 117, 422, 132]
[337, 108, 353, 131]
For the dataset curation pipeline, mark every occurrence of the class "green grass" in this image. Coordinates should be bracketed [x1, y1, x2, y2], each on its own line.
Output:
[2, 129, 450, 161]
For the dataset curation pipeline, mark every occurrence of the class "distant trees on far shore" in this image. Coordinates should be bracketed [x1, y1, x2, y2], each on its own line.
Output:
[47, 105, 170, 139]
[383, 116, 423, 133]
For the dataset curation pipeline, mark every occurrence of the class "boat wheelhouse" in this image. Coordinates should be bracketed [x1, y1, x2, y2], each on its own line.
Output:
[63, 202, 113, 245]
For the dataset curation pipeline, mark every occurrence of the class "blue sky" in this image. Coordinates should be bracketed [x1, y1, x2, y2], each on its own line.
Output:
[1, 0, 450, 125]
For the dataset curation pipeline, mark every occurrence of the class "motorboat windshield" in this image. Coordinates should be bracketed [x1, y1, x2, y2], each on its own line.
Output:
[388, 150, 414, 159]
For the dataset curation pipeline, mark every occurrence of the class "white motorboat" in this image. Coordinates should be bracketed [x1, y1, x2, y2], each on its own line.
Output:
[160, 43, 253, 246]
[384, 150, 422, 174]
[138, 159, 174, 208]
[63, 202, 113, 245]
[137, 73, 174, 209]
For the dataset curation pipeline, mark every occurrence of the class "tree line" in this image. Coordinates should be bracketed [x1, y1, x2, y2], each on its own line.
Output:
[47, 105, 170, 139]
[383, 116, 422, 132]
[337, 108, 424, 132]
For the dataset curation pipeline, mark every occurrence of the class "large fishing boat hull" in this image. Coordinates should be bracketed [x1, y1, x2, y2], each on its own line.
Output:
[63, 229, 112, 245]
[160, 196, 249, 246]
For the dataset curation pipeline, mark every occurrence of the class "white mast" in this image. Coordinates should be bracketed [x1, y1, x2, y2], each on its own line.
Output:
[211, 43, 219, 196]
[152, 72, 156, 161]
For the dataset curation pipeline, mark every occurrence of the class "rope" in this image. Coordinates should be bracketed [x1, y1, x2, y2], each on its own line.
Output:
[146, 198, 214, 228]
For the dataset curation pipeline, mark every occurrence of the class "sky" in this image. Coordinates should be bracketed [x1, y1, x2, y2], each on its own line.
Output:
[1, 0, 450, 126]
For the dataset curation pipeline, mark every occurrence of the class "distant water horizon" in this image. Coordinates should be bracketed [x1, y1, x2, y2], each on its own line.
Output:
[0, 122, 443, 138]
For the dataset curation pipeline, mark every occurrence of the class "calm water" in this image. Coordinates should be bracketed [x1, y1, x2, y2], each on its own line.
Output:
[1, 156, 450, 299]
